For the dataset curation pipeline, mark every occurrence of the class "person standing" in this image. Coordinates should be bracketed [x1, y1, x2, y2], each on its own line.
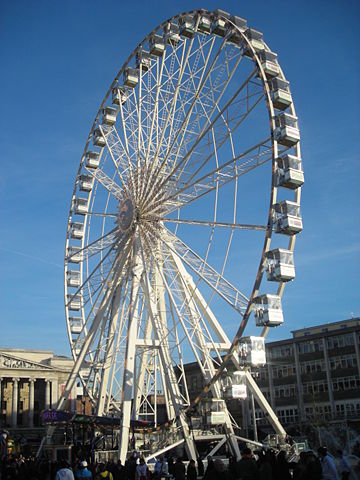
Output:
[317, 447, 339, 480]
[136, 458, 148, 480]
[335, 450, 351, 480]
[235, 448, 259, 480]
[56, 460, 75, 480]
[75, 460, 93, 479]
[197, 458, 204, 478]
[173, 458, 186, 480]
[154, 456, 168, 480]
[187, 460, 197, 480]
[96, 463, 114, 480]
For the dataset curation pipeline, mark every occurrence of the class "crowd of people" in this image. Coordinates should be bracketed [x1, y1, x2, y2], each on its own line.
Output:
[0, 445, 359, 480]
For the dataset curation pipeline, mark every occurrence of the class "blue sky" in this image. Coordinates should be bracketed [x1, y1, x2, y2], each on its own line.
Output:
[0, 0, 359, 356]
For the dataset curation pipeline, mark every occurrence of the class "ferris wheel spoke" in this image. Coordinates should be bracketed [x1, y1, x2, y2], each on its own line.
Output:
[165, 218, 267, 231]
[104, 278, 131, 413]
[159, 34, 217, 169]
[66, 242, 118, 307]
[102, 125, 138, 191]
[143, 68, 262, 208]
[158, 226, 248, 314]
[59, 239, 132, 412]
[170, 76, 264, 189]
[67, 227, 117, 263]
[146, 241, 226, 398]
[138, 36, 196, 201]
[162, 41, 245, 176]
[94, 276, 132, 415]
[165, 257, 229, 399]
[143, 137, 274, 218]
[141, 34, 221, 201]
[85, 167, 123, 202]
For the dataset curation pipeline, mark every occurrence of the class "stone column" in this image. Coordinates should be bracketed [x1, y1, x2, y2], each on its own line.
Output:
[0, 378, 2, 425]
[28, 379, 35, 427]
[51, 378, 58, 408]
[45, 379, 51, 410]
[11, 378, 19, 427]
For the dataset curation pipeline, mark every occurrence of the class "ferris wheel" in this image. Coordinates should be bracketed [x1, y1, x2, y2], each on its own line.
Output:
[60, 9, 303, 461]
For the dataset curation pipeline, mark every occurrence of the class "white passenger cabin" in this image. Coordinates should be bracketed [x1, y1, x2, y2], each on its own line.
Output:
[79, 174, 94, 192]
[201, 399, 226, 425]
[258, 50, 279, 78]
[275, 154, 304, 189]
[136, 49, 151, 71]
[211, 10, 230, 37]
[102, 106, 118, 126]
[237, 336, 266, 366]
[67, 246, 81, 263]
[74, 197, 88, 215]
[70, 222, 84, 240]
[67, 294, 81, 311]
[270, 77, 292, 111]
[265, 248, 295, 282]
[230, 15, 247, 32]
[85, 151, 100, 169]
[253, 294, 284, 327]
[149, 35, 165, 57]
[224, 371, 247, 400]
[198, 14, 211, 34]
[244, 28, 264, 55]
[163, 23, 180, 45]
[93, 128, 106, 147]
[274, 113, 300, 147]
[179, 15, 195, 38]
[273, 200, 303, 235]
[67, 270, 80, 288]
[112, 86, 128, 106]
[227, 16, 247, 47]
[123, 68, 138, 88]
[69, 317, 82, 334]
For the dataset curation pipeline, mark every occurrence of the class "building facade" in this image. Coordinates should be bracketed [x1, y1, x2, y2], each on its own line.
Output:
[0, 349, 77, 431]
[256, 317, 360, 433]
[184, 318, 360, 438]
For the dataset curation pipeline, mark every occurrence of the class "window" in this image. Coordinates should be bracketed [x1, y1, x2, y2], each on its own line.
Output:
[272, 364, 296, 378]
[300, 359, 325, 374]
[327, 334, 354, 349]
[332, 376, 359, 391]
[270, 345, 293, 359]
[298, 340, 324, 354]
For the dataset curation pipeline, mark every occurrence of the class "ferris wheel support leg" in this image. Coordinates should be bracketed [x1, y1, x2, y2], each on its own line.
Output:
[96, 283, 123, 417]
[140, 254, 197, 460]
[170, 252, 241, 460]
[243, 369, 287, 438]
[118, 243, 144, 464]
[133, 314, 153, 419]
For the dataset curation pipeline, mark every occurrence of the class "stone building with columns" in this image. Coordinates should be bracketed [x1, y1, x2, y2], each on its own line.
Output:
[0, 348, 76, 432]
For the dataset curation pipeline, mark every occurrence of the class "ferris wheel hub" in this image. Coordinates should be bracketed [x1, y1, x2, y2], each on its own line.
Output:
[117, 196, 135, 233]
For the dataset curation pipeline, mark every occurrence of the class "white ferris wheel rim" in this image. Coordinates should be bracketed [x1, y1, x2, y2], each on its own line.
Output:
[63, 8, 302, 431]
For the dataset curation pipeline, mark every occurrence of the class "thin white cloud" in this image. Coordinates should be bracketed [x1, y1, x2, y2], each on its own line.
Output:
[0, 247, 62, 268]
[296, 243, 360, 266]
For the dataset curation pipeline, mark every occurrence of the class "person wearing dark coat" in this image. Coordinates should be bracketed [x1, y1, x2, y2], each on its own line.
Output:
[275, 450, 292, 480]
[187, 460, 197, 480]
[173, 458, 186, 480]
[235, 448, 259, 480]
[197, 458, 204, 478]
[257, 451, 273, 480]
